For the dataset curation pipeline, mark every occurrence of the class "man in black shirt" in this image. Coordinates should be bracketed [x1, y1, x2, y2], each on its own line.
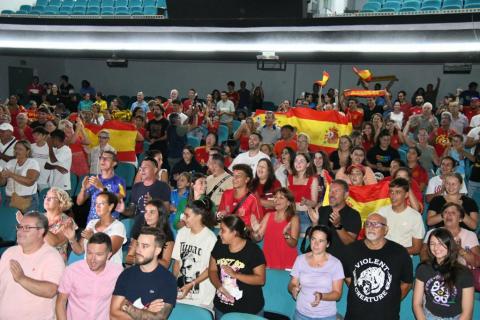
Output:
[344, 213, 413, 320]
[308, 179, 361, 266]
[146, 104, 169, 164]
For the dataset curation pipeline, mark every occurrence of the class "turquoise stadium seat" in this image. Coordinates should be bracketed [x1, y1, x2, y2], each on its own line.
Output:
[130, 6, 144, 15]
[36, 0, 49, 6]
[37, 188, 49, 212]
[380, 1, 401, 12]
[0, 206, 19, 243]
[102, 0, 115, 7]
[19, 5, 32, 13]
[222, 313, 266, 320]
[465, 3, 480, 9]
[72, 6, 86, 15]
[398, 148, 407, 164]
[465, 0, 480, 5]
[421, 0, 442, 11]
[86, 6, 101, 15]
[16, 10, 30, 14]
[130, 0, 143, 7]
[62, 0, 75, 6]
[120, 217, 135, 239]
[144, 0, 156, 6]
[144, 6, 157, 15]
[114, 163, 136, 189]
[49, 0, 62, 6]
[102, 6, 115, 15]
[67, 251, 84, 265]
[0, 186, 6, 206]
[217, 125, 229, 145]
[75, 0, 88, 6]
[442, 0, 463, 10]
[116, 0, 129, 7]
[232, 120, 241, 134]
[59, 6, 73, 14]
[157, 0, 167, 8]
[44, 5, 60, 14]
[187, 135, 201, 148]
[169, 303, 213, 320]
[69, 174, 78, 196]
[366, 0, 384, 4]
[361, 2, 381, 12]
[88, 0, 101, 6]
[1, 10, 14, 14]
[400, 1, 421, 12]
[263, 268, 296, 319]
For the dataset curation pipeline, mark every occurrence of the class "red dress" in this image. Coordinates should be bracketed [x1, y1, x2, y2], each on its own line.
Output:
[254, 180, 282, 214]
[287, 175, 315, 203]
[263, 213, 297, 269]
[69, 136, 89, 176]
[239, 134, 250, 152]
[195, 146, 209, 166]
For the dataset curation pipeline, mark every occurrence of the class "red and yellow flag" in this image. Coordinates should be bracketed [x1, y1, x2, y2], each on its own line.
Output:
[254, 109, 352, 154]
[323, 180, 391, 223]
[343, 89, 386, 98]
[353, 66, 373, 82]
[315, 71, 330, 87]
[84, 120, 137, 163]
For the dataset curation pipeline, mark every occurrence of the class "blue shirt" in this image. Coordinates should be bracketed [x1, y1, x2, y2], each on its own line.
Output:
[130, 101, 148, 113]
[86, 175, 126, 224]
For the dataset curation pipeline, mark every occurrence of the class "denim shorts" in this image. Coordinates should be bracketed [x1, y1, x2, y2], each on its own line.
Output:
[295, 309, 337, 320]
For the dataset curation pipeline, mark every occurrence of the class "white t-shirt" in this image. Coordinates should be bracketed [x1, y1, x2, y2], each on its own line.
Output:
[47, 145, 72, 191]
[378, 205, 425, 249]
[425, 175, 468, 195]
[5, 158, 40, 196]
[31, 143, 50, 189]
[85, 219, 126, 265]
[467, 126, 480, 154]
[228, 151, 270, 176]
[172, 226, 217, 308]
[470, 114, 480, 128]
[216, 100, 235, 123]
[424, 227, 479, 265]
[389, 111, 404, 128]
[0, 138, 16, 170]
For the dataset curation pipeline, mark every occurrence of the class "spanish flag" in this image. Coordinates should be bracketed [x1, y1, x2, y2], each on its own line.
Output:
[315, 71, 330, 87]
[344, 89, 386, 98]
[323, 180, 391, 223]
[353, 66, 373, 82]
[254, 109, 352, 154]
[84, 120, 137, 163]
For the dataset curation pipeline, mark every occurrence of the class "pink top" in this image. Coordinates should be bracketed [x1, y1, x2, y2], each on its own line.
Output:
[0, 243, 65, 320]
[58, 260, 123, 320]
[263, 213, 298, 269]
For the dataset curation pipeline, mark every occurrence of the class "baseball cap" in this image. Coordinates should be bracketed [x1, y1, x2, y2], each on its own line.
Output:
[0, 123, 14, 131]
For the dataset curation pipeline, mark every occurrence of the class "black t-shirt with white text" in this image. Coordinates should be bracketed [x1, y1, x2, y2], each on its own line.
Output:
[210, 239, 266, 314]
[112, 265, 177, 309]
[344, 240, 413, 320]
[416, 263, 473, 318]
[367, 146, 400, 175]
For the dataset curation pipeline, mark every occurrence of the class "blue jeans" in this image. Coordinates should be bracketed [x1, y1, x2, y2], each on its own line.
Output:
[214, 308, 264, 320]
[295, 310, 337, 320]
[424, 308, 460, 320]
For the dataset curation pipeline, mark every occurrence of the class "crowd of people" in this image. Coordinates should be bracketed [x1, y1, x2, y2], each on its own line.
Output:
[0, 74, 479, 319]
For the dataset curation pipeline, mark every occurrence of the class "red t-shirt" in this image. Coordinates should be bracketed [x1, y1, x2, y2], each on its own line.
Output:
[410, 163, 428, 188]
[207, 120, 219, 134]
[227, 92, 240, 106]
[218, 189, 264, 227]
[163, 101, 174, 117]
[182, 99, 192, 112]
[400, 102, 413, 119]
[346, 108, 364, 129]
[195, 146, 209, 166]
[409, 106, 423, 118]
[390, 133, 402, 150]
[254, 180, 282, 214]
[146, 111, 155, 122]
[430, 127, 457, 157]
[135, 128, 146, 154]
[13, 126, 34, 143]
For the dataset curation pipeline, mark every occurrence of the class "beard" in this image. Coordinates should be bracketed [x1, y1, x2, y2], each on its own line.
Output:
[135, 254, 155, 266]
[365, 232, 379, 241]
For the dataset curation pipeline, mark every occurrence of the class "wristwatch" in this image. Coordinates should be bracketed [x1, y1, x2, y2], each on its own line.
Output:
[335, 224, 343, 230]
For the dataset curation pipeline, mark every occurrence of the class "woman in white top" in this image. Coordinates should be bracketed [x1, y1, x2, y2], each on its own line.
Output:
[63, 190, 126, 265]
[0, 140, 40, 212]
[173, 198, 217, 309]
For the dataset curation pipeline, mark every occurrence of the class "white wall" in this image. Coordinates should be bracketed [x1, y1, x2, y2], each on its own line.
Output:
[0, 1, 36, 11]
[1, 55, 480, 106]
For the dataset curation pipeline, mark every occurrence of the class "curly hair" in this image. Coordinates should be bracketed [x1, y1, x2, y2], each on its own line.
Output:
[49, 187, 73, 211]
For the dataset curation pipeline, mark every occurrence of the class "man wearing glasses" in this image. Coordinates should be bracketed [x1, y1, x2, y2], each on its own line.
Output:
[344, 213, 413, 320]
[0, 212, 65, 319]
[89, 130, 116, 175]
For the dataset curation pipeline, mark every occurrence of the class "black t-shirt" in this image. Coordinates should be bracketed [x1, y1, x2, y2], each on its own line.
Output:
[367, 145, 400, 175]
[210, 239, 266, 314]
[170, 159, 205, 187]
[363, 104, 384, 122]
[344, 240, 413, 320]
[113, 265, 177, 308]
[130, 180, 171, 216]
[428, 195, 478, 231]
[416, 263, 473, 318]
[146, 118, 169, 141]
[317, 205, 361, 266]
[329, 150, 341, 170]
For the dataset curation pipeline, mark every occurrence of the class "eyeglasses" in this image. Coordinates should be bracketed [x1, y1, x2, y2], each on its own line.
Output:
[99, 136, 109, 140]
[16, 224, 43, 232]
[365, 221, 387, 228]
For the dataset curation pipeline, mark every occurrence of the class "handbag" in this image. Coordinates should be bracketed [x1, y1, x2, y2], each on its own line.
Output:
[9, 162, 32, 212]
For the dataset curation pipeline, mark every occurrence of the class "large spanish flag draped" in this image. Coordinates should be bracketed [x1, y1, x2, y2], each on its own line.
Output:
[84, 120, 137, 163]
[323, 180, 391, 223]
[254, 109, 352, 154]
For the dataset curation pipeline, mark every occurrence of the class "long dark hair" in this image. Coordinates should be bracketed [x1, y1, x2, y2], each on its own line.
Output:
[221, 215, 250, 240]
[291, 152, 316, 178]
[281, 146, 296, 171]
[188, 172, 207, 202]
[251, 158, 276, 194]
[426, 228, 465, 290]
[274, 188, 296, 221]
[186, 198, 215, 228]
[144, 200, 174, 242]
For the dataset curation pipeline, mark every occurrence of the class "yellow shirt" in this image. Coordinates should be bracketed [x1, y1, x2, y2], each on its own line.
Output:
[97, 99, 108, 112]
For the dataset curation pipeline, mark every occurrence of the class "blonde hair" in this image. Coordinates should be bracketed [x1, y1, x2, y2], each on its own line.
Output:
[49, 187, 73, 211]
[58, 119, 73, 131]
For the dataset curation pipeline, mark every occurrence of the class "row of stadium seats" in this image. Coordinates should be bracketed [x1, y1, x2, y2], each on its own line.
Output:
[362, 0, 480, 12]
[1, 0, 166, 15]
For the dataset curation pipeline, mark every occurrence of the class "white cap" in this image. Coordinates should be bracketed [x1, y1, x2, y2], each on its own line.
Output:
[0, 123, 14, 131]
